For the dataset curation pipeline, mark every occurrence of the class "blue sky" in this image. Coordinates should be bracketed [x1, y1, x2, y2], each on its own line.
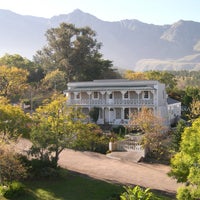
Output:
[0, 0, 199, 25]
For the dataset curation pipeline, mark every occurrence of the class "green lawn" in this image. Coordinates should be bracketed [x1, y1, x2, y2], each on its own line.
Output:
[16, 171, 122, 200]
[1, 170, 174, 200]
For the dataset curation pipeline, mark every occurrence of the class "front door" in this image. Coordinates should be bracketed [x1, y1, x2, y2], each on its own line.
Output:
[109, 108, 115, 123]
[105, 108, 115, 123]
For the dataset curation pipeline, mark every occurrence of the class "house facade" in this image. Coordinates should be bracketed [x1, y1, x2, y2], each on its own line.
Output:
[65, 79, 170, 125]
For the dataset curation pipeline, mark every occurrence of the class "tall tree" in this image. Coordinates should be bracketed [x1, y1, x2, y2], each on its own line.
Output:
[29, 95, 95, 167]
[171, 119, 187, 152]
[34, 23, 120, 82]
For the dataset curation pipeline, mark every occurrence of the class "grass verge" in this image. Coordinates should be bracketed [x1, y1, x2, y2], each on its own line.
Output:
[1, 169, 174, 200]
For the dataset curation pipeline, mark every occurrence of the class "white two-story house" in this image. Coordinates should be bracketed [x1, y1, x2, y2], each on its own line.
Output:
[65, 79, 170, 126]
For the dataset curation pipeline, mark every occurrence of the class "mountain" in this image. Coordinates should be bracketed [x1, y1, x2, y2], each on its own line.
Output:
[1, 9, 200, 71]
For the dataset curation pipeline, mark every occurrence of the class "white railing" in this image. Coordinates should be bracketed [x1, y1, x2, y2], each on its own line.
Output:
[116, 140, 144, 152]
[68, 98, 154, 106]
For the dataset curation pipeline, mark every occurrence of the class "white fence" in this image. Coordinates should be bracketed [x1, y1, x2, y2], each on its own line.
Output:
[109, 139, 146, 156]
[116, 140, 143, 151]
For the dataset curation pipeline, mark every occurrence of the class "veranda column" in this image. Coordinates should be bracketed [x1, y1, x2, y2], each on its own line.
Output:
[86, 91, 92, 111]
[108, 107, 110, 124]
[99, 91, 106, 124]
[121, 107, 125, 121]
[100, 91, 106, 104]
[135, 90, 141, 111]
[106, 91, 112, 105]
[102, 107, 105, 124]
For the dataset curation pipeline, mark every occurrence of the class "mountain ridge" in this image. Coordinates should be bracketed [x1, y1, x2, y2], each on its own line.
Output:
[0, 9, 200, 71]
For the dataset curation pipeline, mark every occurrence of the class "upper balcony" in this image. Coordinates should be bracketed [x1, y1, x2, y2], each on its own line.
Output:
[67, 98, 154, 107]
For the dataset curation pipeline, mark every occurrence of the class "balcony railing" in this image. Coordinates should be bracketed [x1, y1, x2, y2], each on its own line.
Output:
[67, 98, 154, 106]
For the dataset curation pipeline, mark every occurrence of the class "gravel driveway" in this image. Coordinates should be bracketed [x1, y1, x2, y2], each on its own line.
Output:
[16, 138, 181, 196]
[59, 149, 181, 195]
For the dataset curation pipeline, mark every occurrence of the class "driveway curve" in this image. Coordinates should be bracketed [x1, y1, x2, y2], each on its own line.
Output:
[59, 148, 181, 195]
[16, 138, 181, 195]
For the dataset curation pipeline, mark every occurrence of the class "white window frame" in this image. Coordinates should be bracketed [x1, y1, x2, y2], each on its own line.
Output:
[143, 91, 150, 99]
[93, 91, 99, 99]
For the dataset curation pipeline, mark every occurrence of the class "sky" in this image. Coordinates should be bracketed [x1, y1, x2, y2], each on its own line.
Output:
[0, 0, 200, 25]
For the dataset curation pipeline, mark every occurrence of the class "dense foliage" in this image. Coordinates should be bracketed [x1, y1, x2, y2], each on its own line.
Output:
[124, 70, 200, 121]
[0, 65, 29, 101]
[169, 117, 200, 199]
[124, 70, 177, 92]
[0, 102, 31, 142]
[34, 23, 120, 83]
[29, 95, 99, 167]
[0, 53, 44, 83]
[171, 119, 187, 152]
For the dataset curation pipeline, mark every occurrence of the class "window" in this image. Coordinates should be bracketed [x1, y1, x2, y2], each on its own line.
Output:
[109, 93, 113, 99]
[75, 93, 80, 99]
[143, 91, 149, 99]
[124, 108, 129, 119]
[93, 92, 99, 99]
[124, 91, 129, 99]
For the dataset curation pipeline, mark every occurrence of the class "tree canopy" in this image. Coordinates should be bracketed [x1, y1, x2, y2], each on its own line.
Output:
[0, 103, 31, 142]
[29, 95, 95, 167]
[169, 117, 200, 199]
[124, 70, 177, 93]
[34, 23, 120, 82]
[0, 53, 44, 83]
[0, 65, 29, 102]
[41, 69, 66, 92]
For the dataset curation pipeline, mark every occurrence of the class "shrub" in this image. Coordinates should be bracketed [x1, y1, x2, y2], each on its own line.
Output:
[73, 125, 110, 154]
[120, 185, 156, 200]
[0, 181, 25, 199]
[19, 155, 60, 180]
[111, 125, 126, 136]
[27, 158, 60, 179]
[176, 186, 195, 200]
[0, 145, 27, 184]
[142, 132, 171, 162]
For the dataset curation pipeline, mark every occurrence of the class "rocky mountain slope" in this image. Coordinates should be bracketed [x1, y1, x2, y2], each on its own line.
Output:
[1, 9, 200, 70]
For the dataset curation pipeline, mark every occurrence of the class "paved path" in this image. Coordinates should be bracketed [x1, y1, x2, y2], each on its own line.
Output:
[59, 148, 181, 195]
